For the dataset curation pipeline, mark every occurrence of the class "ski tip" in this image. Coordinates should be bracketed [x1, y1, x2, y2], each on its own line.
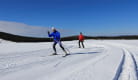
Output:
[62, 54, 70, 57]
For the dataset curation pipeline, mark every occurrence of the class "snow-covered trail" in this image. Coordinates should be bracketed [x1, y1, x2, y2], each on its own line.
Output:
[101, 40, 138, 80]
[0, 40, 138, 80]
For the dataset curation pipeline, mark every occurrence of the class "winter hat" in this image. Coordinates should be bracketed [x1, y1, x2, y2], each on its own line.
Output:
[52, 27, 56, 30]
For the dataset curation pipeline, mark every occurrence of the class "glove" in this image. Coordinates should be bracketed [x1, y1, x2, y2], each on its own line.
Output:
[48, 31, 50, 35]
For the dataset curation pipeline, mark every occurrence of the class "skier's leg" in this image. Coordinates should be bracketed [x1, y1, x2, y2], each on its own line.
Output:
[59, 41, 68, 54]
[78, 40, 81, 48]
[53, 42, 57, 55]
[81, 41, 85, 48]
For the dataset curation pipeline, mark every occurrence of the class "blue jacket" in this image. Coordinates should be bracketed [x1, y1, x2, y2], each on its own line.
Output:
[48, 31, 61, 42]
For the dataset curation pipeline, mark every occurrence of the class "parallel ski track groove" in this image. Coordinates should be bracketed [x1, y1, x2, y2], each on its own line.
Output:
[114, 48, 138, 80]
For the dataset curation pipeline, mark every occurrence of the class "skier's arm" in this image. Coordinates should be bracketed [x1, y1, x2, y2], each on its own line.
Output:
[48, 31, 53, 37]
[82, 35, 85, 41]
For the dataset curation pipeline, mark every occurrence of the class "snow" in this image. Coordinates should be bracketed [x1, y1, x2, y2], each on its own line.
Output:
[0, 21, 49, 37]
[0, 21, 73, 37]
[0, 40, 138, 80]
[0, 39, 14, 44]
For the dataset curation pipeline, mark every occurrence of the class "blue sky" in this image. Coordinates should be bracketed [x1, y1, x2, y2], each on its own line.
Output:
[0, 0, 138, 36]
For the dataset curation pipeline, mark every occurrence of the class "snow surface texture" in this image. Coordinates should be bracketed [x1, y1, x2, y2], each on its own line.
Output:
[0, 40, 138, 80]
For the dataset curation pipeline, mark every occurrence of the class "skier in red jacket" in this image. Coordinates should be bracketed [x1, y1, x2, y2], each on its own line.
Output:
[78, 32, 85, 48]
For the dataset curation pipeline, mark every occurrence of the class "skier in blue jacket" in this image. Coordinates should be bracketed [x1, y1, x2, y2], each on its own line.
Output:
[48, 27, 68, 56]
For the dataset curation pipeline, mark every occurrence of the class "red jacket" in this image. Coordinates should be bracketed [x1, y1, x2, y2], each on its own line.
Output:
[78, 34, 84, 41]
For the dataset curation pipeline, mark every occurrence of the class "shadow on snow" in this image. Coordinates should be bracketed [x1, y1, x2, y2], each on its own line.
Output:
[70, 51, 100, 55]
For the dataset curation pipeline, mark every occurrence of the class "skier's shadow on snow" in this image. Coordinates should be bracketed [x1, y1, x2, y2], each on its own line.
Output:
[71, 52, 100, 55]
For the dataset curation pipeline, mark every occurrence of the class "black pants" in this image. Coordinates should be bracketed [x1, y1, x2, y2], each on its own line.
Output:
[53, 41, 66, 53]
[78, 40, 85, 48]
